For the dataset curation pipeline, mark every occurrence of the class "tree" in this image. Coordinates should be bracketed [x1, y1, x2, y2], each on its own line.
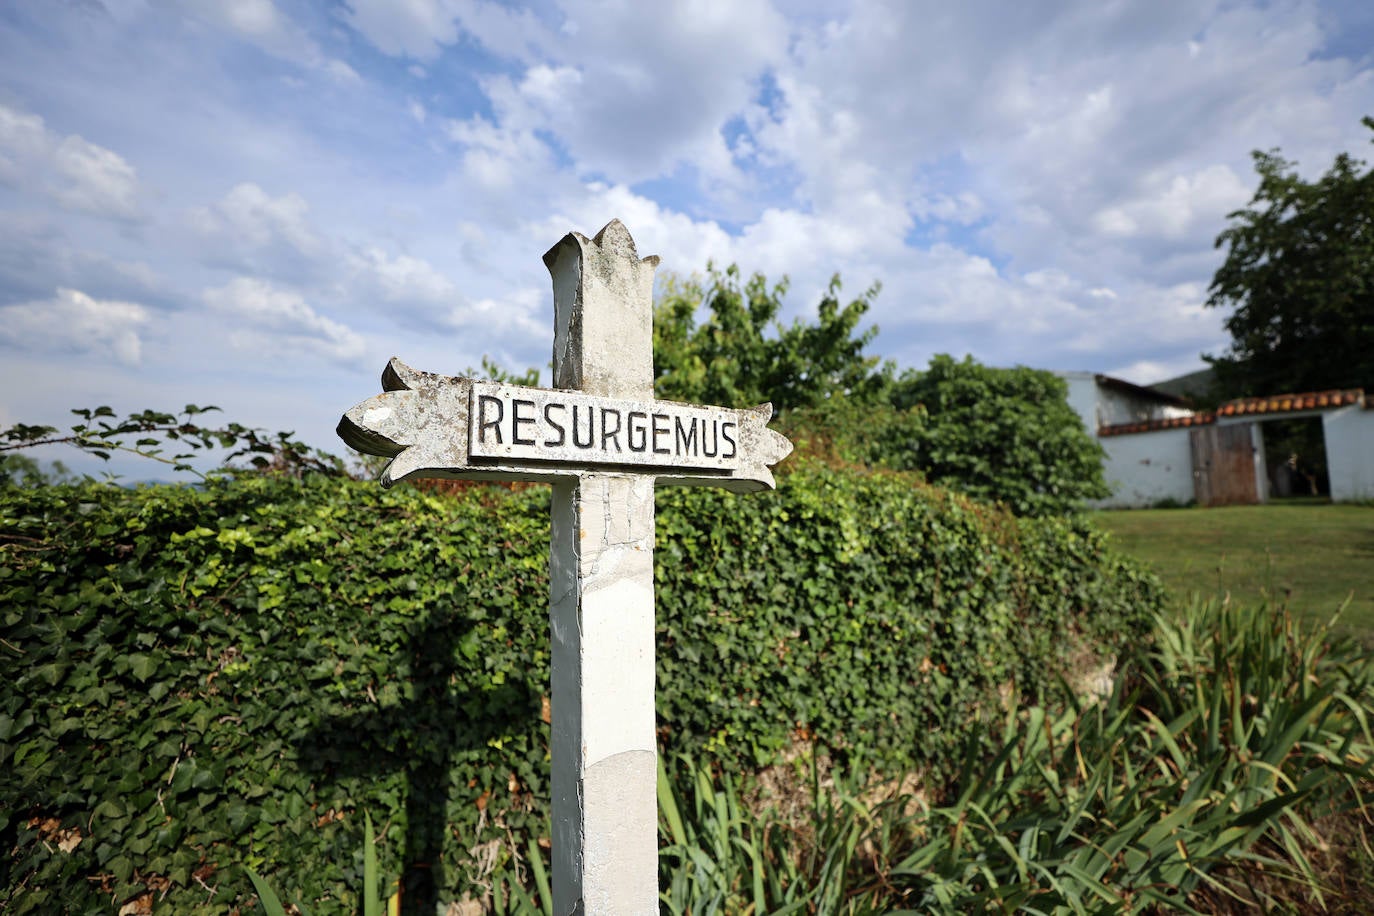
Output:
[887, 356, 1109, 516]
[652, 265, 889, 414]
[0, 405, 346, 483]
[1206, 118, 1374, 396]
[0, 453, 71, 488]
[786, 355, 1110, 516]
[467, 355, 540, 388]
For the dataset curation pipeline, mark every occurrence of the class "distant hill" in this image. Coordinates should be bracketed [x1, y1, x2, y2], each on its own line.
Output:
[1150, 367, 1219, 406]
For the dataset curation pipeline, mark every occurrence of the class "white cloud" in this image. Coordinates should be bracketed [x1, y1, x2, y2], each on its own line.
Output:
[531, 183, 735, 276]
[192, 183, 322, 257]
[341, 0, 463, 60]
[911, 191, 986, 226]
[1093, 165, 1252, 240]
[444, 112, 558, 197]
[743, 0, 1372, 293]
[52, 135, 142, 219]
[0, 102, 143, 220]
[196, 0, 293, 46]
[342, 0, 554, 62]
[204, 277, 365, 363]
[437, 0, 786, 187]
[446, 286, 546, 340]
[0, 287, 149, 365]
[177, 0, 361, 82]
[0, 211, 168, 307]
[2, 0, 1373, 464]
[325, 60, 363, 84]
[347, 246, 456, 307]
[1017, 277, 1226, 389]
[877, 244, 1080, 332]
[0, 103, 48, 185]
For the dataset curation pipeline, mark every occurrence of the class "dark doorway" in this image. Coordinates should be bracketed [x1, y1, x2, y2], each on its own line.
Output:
[1262, 416, 1330, 498]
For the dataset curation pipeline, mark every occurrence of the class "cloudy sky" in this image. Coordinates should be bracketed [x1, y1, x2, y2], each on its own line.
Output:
[2, 0, 1372, 476]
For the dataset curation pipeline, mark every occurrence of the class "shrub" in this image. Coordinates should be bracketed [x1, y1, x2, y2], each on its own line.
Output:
[663, 599, 1374, 914]
[0, 463, 1158, 911]
[786, 354, 1109, 516]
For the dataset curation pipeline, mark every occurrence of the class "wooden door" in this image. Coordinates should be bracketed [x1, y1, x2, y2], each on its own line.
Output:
[1191, 423, 1259, 507]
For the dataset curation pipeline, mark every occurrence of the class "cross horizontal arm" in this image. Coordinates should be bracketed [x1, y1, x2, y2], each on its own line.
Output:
[337, 357, 793, 491]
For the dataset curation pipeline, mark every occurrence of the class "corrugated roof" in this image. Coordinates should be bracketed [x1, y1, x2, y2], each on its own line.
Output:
[1094, 374, 1194, 408]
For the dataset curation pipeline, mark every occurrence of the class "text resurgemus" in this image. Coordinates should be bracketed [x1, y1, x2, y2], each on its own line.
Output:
[468, 381, 743, 471]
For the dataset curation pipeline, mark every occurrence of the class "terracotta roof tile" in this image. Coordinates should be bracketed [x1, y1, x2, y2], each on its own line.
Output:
[1097, 387, 1366, 437]
[1218, 388, 1363, 417]
[1099, 413, 1216, 437]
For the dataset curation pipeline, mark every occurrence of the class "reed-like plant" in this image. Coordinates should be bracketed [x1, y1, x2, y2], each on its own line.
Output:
[649, 599, 1374, 914]
[243, 600, 1372, 914]
[890, 599, 1374, 913]
[247, 812, 397, 916]
[657, 752, 899, 915]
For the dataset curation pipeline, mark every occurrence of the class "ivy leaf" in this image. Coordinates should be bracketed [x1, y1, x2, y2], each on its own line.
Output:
[127, 654, 158, 681]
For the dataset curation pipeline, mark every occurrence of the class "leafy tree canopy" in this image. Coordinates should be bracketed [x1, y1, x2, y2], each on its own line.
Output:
[886, 356, 1109, 515]
[1206, 117, 1374, 396]
[652, 264, 889, 414]
[467, 355, 540, 388]
[0, 405, 346, 484]
[789, 355, 1109, 516]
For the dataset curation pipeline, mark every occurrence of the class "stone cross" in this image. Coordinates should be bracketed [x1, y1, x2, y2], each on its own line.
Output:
[337, 220, 792, 914]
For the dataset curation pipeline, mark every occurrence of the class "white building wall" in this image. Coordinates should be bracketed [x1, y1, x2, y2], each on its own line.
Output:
[1251, 422, 1269, 503]
[1058, 372, 1194, 431]
[1060, 372, 1101, 432]
[1324, 406, 1374, 501]
[1096, 428, 1195, 509]
[1097, 389, 1194, 427]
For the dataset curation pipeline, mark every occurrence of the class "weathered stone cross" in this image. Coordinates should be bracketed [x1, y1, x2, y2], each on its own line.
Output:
[337, 220, 792, 914]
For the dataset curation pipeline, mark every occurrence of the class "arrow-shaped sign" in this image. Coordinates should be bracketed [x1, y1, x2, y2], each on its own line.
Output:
[338, 357, 793, 492]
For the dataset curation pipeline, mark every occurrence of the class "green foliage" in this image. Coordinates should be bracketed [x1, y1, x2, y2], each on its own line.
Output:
[246, 867, 294, 916]
[248, 811, 390, 916]
[656, 462, 1153, 772]
[0, 465, 1156, 911]
[1092, 502, 1374, 630]
[659, 599, 1374, 913]
[658, 752, 897, 915]
[0, 404, 346, 481]
[0, 453, 72, 488]
[891, 599, 1374, 911]
[1, 477, 551, 914]
[787, 354, 1110, 516]
[1207, 117, 1374, 396]
[652, 265, 888, 414]
[467, 355, 541, 388]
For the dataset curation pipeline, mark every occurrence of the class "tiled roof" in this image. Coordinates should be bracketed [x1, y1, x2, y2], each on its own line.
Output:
[1216, 389, 1364, 417]
[1098, 388, 1367, 437]
[1099, 414, 1216, 437]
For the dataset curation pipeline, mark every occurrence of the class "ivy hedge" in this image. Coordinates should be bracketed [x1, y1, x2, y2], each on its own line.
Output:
[1, 463, 1160, 912]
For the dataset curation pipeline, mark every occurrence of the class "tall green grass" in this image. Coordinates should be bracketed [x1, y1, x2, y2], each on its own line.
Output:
[248, 600, 1374, 913]
[648, 599, 1374, 915]
[657, 752, 903, 915]
[901, 601, 1370, 911]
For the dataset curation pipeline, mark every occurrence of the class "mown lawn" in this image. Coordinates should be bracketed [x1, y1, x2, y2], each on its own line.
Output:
[1092, 501, 1374, 633]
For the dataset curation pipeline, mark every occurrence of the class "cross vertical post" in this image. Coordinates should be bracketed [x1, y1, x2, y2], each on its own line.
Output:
[544, 223, 660, 913]
[337, 219, 792, 916]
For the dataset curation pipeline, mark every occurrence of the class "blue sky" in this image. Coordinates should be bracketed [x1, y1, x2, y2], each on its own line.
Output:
[2, 0, 1372, 476]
